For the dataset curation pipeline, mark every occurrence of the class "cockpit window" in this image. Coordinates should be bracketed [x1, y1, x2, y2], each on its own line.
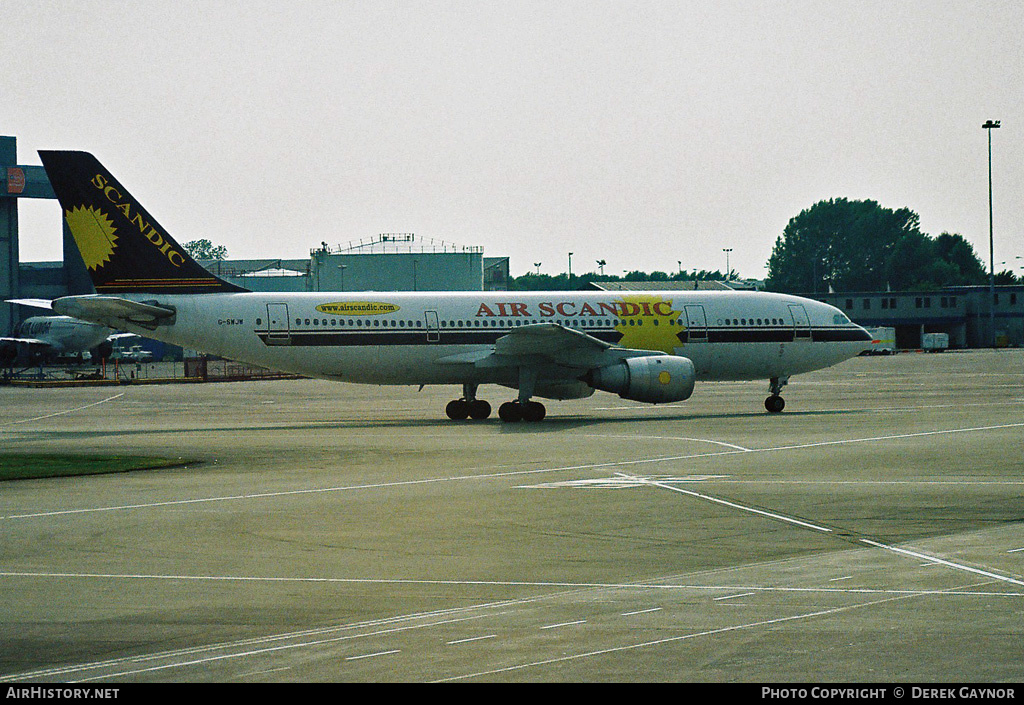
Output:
[833, 313, 851, 325]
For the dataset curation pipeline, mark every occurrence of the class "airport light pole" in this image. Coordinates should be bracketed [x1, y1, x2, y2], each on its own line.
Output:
[567, 252, 573, 287]
[983, 120, 1000, 347]
[723, 248, 732, 281]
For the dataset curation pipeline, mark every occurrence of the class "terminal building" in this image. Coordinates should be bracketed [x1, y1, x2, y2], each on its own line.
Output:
[809, 286, 1024, 349]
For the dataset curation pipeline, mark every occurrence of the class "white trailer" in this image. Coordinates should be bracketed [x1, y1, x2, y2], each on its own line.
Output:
[863, 327, 896, 355]
[922, 332, 949, 352]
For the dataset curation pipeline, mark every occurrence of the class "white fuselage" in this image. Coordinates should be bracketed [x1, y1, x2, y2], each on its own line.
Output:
[106, 290, 870, 391]
[17, 316, 112, 354]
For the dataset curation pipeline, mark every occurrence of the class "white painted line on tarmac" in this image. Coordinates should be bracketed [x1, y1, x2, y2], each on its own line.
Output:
[713, 592, 755, 601]
[621, 607, 663, 616]
[621, 473, 834, 534]
[580, 434, 752, 451]
[434, 591, 921, 682]
[0, 392, 126, 427]
[859, 539, 1024, 588]
[6, 570, 1019, 598]
[0, 599, 522, 684]
[540, 620, 586, 630]
[447, 635, 497, 645]
[345, 649, 400, 661]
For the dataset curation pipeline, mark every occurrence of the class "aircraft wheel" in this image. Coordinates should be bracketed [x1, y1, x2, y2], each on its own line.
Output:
[468, 399, 491, 420]
[446, 399, 470, 420]
[765, 395, 785, 413]
[498, 401, 523, 423]
[522, 401, 546, 422]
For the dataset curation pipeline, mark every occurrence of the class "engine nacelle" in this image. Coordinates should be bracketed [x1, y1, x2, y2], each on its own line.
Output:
[585, 355, 696, 404]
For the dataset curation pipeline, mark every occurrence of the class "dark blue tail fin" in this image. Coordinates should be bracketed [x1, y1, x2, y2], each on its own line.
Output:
[38, 150, 246, 294]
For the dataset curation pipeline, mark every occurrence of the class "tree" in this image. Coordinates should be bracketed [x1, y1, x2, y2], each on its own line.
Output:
[767, 198, 919, 293]
[183, 239, 228, 261]
[932, 233, 987, 285]
[995, 269, 1021, 285]
[767, 200, 986, 292]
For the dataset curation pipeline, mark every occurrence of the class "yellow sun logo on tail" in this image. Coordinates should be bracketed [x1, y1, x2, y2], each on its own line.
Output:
[64, 205, 118, 271]
[614, 295, 683, 353]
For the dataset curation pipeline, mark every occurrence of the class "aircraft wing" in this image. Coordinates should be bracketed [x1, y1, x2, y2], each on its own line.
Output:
[52, 296, 176, 330]
[438, 322, 660, 370]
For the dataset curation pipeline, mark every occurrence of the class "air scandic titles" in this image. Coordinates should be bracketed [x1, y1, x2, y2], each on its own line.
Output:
[37, 150, 873, 422]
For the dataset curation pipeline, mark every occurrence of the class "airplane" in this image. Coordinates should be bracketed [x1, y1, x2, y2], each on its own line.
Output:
[1, 299, 135, 365]
[36, 149, 873, 421]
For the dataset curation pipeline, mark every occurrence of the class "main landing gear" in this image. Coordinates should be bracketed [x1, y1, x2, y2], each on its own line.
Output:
[497, 366, 546, 422]
[765, 376, 789, 413]
[445, 383, 492, 420]
[445, 370, 549, 423]
[497, 399, 546, 423]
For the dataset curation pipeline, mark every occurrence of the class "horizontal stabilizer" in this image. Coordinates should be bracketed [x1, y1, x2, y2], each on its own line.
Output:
[52, 295, 176, 330]
[0, 336, 49, 347]
[5, 298, 54, 311]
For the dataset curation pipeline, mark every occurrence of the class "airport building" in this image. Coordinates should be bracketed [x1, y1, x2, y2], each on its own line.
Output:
[199, 240, 510, 294]
[809, 286, 1024, 349]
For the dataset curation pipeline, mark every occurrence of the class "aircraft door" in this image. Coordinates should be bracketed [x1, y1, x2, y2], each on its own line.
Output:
[425, 310, 440, 343]
[788, 304, 811, 341]
[684, 305, 708, 342]
[266, 303, 291, 345]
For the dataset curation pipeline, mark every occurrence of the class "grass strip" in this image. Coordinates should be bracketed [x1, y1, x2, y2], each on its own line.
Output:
[0, 453, 191, 481]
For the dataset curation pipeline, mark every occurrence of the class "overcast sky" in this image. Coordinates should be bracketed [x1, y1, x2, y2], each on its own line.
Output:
[5, 0, 1023, 280]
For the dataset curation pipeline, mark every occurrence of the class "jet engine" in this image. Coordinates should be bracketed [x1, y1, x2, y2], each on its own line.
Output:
[584, 355, 696, 404]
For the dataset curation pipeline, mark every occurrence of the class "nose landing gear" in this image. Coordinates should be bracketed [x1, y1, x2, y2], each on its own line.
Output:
[765, 376, 789, 413]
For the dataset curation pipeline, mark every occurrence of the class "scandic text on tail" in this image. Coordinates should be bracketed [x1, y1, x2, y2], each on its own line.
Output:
[38, 150, 246, 295]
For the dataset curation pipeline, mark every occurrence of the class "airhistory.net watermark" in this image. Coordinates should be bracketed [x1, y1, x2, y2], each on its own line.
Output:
[6, 688, 119, 700]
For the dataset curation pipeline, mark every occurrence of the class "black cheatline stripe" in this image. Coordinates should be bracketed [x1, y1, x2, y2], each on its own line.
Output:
[254, 327, 868, 347]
